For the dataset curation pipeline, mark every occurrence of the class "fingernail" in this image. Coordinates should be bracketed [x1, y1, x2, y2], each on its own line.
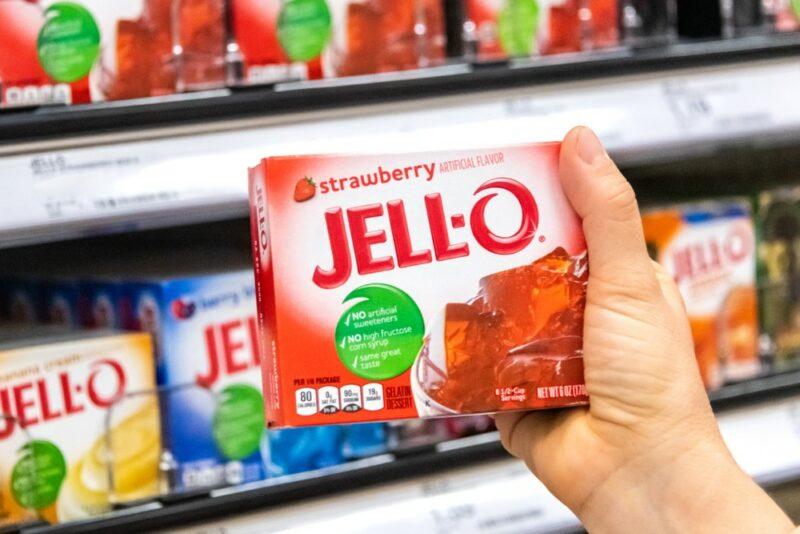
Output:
[577, 127, 606, 165]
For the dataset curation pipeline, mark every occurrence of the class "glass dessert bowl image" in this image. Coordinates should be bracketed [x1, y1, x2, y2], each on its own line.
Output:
[411, 247, 590, 416]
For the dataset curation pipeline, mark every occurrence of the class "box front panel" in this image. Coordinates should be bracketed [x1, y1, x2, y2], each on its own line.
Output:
[262, 144, 588, 427]
[157, 273, 266, 489]
[644, 202, 759, 389]
[0, 333, 158, 524]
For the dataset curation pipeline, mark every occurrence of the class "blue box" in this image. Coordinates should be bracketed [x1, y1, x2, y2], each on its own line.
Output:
[78, 279, 125, 329]
[0, 277, 42, 324]
[40, 279, 82, 328]
[264, 426, 344, 477]
[120, 269, 266, 490]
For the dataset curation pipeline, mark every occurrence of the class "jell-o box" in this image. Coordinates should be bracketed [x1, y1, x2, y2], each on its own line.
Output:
[118, 266, 267, 491]
[643, 200, 760, 390]
[249, 143, 589, 428]
[0, 331, 159, 525]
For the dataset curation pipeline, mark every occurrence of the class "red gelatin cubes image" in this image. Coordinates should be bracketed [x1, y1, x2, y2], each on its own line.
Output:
[415, 247, 588, 414]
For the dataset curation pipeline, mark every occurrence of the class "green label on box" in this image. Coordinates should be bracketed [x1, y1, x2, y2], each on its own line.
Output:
[213, 384, 265, 460]
[37, 2, 101, 83]
[336, 284, 425, 380]
[498, 0, 540, 56]
[11, 440, 67, 510]
[277, 0, 332, 62]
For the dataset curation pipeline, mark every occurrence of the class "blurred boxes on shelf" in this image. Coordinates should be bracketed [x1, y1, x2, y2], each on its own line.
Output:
[464, 0, 619, 61]
[264, 426, 345, 476]
[643, 199, 761, 390]
[230, 0, 320, 84]
[231, 0, 447, 83]
[618, 0, 677, 46]
[323, 0, 447, 77]
[676, 0, 764, 39]
[756, 186, 800, 371]
[0, 247, 270, 492]
[773, 0, 800, 31]
[5, 0, 796, 110]
[0, 0, 226, 108]
[0, 277, 41, 325]
[0, 331, 160, 525]
[39, 279, 82, 329]
[0, 0, 451, 108]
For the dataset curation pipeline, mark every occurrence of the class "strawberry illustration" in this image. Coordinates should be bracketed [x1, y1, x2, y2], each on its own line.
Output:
[294, 176, 316, 202]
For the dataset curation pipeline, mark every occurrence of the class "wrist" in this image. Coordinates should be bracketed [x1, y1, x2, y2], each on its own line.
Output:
[578, 435, 794, 533]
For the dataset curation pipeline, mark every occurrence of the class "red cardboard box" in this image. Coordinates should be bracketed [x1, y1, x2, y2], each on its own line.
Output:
[250, 144, 588, 427]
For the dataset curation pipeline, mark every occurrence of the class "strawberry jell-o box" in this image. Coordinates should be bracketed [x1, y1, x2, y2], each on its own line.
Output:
[249, 144, 588, 427]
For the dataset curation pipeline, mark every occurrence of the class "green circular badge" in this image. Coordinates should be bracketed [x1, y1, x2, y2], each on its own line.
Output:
[213, 384, 265, 460]
[335, 284, 424, 380]
[11, 440, 67, 510]
[277, 0, 332, 62]
[792, 0, 800, 19]
[37, 2, 101, 83]
[498, 0, 540, 57]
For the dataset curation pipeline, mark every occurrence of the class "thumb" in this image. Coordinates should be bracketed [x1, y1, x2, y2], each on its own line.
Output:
[559, 127, 658, 295]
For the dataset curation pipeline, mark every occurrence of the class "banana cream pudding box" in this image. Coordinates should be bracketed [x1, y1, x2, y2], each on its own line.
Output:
[0, 331, 159, 525]
[249, 143, 589, 428]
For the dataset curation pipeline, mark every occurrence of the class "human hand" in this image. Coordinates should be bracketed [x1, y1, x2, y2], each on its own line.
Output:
[495, 127, 794, 533]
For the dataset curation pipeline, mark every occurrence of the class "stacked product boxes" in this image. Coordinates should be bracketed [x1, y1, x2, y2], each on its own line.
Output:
[756, 187, 800, 371]
[114, 264, 268, 490]
[0, 0, 448, 108]
[0, 0, 224, 107]
[2, 248, 469, 525]
[641, 189, 800, 385]
[465, 0, 620, 60]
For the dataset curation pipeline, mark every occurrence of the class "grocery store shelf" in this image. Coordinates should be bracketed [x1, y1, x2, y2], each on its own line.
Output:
[26, 433, 509, 534]
[2, 35, 800, 248]
[16, 373, 800, 534]
[2, 33, 800, 145]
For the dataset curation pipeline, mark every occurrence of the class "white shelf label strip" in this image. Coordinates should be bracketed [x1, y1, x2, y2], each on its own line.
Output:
[718, 397, 800, 485]
[1, 58, 799, 242]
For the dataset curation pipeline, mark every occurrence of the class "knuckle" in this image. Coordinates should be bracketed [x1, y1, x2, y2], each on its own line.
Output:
[589, 271, 659, 305]
[602, 175, 639, 221]
[495, 413, 524, 456]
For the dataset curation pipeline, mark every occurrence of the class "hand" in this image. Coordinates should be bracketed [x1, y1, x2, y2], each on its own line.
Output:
[495, 127, 794, 533]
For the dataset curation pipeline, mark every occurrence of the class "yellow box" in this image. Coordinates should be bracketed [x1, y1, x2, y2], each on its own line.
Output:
[0, 331, 159, 525]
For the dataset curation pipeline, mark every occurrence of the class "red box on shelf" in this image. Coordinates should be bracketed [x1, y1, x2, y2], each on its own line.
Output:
[229, 0, 447, 85]
[465, 0, 618, 60]
[0, 0, 226, 108]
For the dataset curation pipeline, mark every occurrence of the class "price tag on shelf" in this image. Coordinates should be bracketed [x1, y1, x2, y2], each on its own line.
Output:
[660, 61, 800, 140]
